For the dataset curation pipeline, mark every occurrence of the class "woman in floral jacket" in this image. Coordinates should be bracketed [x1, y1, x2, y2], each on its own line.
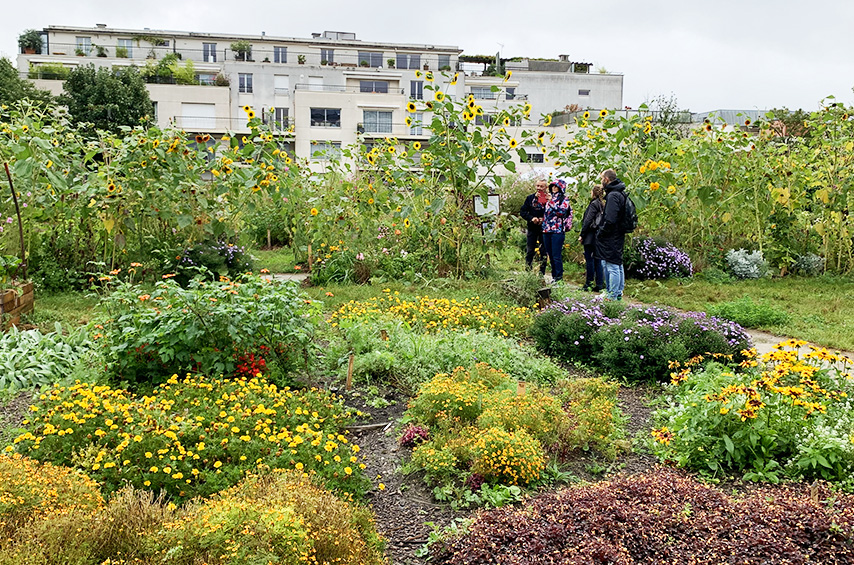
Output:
[542, 179, 572, 283]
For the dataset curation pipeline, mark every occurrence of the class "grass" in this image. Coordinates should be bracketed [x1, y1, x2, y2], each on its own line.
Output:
[18, 292, 100, 333]
[250, 246, 299, 273]
[630, 274, 854, 351]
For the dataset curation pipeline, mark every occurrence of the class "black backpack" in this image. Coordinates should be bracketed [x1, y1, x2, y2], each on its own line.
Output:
[620, 191, 638, 233]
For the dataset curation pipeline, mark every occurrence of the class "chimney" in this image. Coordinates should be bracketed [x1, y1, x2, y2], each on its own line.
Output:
[96, 23, 107, 28]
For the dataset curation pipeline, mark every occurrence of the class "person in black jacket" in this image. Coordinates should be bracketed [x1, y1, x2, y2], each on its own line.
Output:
[519, 178, 549, 275]
[578, 184, 605, 291]
[595, 169, 627, 300]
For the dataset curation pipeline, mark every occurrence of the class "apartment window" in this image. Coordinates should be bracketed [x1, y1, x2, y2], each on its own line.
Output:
[311, 141, 342, 160]
[410, 112, 423, 135]
[578, 89, 591, 96]
[363, 110, 392, 134]
[274, 46, 287, 63]
[410, 80, 423, 100]
[203, 43, 217, 63]
[523, 150, 544, 163]
[438, 54, 451, 70]
[310, 108, 341, 127]
[505, 87, 516, 100]
[360, 80, 389, 93]
[75, 36, 91, 55]
[320, 49, 334, 64]
[273, 108, 289, 130]
[274, 75, 290, 95]
[117, 38, 133, 58]
[358, 51, 383, 67]
[238, 73, 253, 93]
[396, 53, 421, 70]
[197, 72, 217, 85]
[471, 87, 497, 100]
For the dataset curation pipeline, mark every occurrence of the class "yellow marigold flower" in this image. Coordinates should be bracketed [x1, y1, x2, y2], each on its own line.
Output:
[213, 461, 222, 468]
[310, 207, 319, 216]
[650, 182, 660, 191]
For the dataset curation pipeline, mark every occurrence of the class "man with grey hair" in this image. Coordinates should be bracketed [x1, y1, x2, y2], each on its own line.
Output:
[595, 168, 627, 300]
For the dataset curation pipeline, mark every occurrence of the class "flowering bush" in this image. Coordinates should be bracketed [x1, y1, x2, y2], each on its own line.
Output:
[432, 469, 854, 564]
[726, 248, 769, 279]
[651, 341, 854, 484]
[10, 374, 369, 500]
[531, 296, 751, 382]
[329, 293, 532, 337]
[471, 427, 545, 486]
[95, 275, 319, 388]
[626, 237, 693, 279]
[0, 454, 103, 537]
[552, 377, 626, 458]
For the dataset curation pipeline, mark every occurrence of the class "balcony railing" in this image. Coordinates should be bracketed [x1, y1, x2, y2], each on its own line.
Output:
[294, 84, 405, 94]
[170, 115, 294, 132]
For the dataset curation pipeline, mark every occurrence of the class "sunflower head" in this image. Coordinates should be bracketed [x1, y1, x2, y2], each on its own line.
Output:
[599, 109, 609, 118]
[425, 101, 434, 110]
[543, 115, 552, 126]
[413, 141, 421, 150]
[509, 138, 518, 148]
[407, 102, 417, 113]
[434, 90, 445, 102]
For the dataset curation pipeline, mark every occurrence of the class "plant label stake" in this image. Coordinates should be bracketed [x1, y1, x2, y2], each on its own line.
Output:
[516, 381, 527, 396]
[346, 352, 354, 390]
[308, 243, 313, 272]
[380, 329, 388, 341]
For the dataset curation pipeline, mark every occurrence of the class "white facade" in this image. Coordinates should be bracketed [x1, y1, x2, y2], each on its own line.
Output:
[18, 26, 624, 170]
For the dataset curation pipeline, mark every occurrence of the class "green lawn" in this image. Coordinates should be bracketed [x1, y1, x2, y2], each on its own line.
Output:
[629, 275, 854, 351]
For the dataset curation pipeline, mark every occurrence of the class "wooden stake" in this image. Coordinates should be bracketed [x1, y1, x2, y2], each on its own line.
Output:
[4, 163, 27, 280]
[516, 381, 527, 396]
[307, 243, 313, 272]
[380, 329, 388, 341]
[345, 352, 354, 390]
[267, 228, 272, 249]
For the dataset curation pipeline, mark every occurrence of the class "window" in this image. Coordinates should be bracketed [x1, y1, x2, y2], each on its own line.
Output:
[475, 114, 497, 126]
[117, 38, 133, 57]
[197, 72, 217, 85]
[410, 112, 423, 135]
[75, 36, 91, 55]
[505, 87, 516, 100]
[438, 54, 451, 70]
[410, 80, 423, 100]
[203, 43, 217, 63]
[238, 73, 253, 93]
[363, 110, 393, 134]
[274, 46, 287, 63]
[396, 53, 421, 70]
[360, 80, 389, 93]
[358, 51, 383, 67]
[272, 108, 289, 130]
[311, 141, 342, 160]
[274, 75, 290, 95]
[310, 108, 341, 127]
[320, 49, 334, 64]
[578, 89, 590, 96]
[523, 151, 544, 163]
[471, 87, 497, 100]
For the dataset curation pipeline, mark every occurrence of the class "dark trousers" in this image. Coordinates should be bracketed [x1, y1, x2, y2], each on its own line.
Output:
[583, 243, 604, 289]
[525, 228, 547, 274]
[543, 232, 565, 281]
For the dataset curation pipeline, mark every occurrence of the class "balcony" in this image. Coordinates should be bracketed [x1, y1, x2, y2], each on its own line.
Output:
[294, 84, 404, 94]
[170, 115, 295, 133]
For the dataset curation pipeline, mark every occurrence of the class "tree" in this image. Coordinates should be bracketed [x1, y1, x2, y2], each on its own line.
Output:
[767, 107, 811, 138]
[60, 64, 154, 132]
[0, 57, 54, 106]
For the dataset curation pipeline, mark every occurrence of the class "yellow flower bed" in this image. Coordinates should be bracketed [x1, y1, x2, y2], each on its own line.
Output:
[329, 294, 531, 337]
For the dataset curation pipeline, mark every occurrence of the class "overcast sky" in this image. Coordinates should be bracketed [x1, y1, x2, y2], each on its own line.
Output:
[3, 0, 852, 113]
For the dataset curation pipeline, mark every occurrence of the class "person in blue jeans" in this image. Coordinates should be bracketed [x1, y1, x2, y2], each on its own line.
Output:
[595, 169, 627, 300]
[542, 179, 572, 283]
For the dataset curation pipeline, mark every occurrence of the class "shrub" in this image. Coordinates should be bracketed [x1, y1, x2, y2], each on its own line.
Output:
[726, 248, 769, 279]
[96, 275, 318, 388]
[471, 427, 545, 486]
[11, 374, 369, 500]
[0, 454, 103, 538]
[406, 365, 509, 429]
[167, 240, 254, 286]
[651, 341, 854, 484]
[707, 295, 789, 328]
[552, 377, 625, 458]
[432, 469, 854, 564]
[0, 324, 96, 391]
[626, 237, 693, 279]
[793, 252, 825, 276]
[328, 318, 564, 393]
[532, 297, 751, 382]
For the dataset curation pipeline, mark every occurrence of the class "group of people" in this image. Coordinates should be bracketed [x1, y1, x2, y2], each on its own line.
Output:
[519, 169, 628, 301]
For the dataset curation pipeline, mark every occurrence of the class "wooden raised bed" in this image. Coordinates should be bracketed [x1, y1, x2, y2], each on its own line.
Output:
[1, 281, 34, 331]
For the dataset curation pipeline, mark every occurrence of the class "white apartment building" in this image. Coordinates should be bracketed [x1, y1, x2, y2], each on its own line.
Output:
[18, 25, 624, 169]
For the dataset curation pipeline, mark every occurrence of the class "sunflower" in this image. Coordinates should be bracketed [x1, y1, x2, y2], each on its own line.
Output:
[106, 182, 116, 193]
[425, 101, 434, 110]
[405, 116, 413, 126]
[310, 208, 319, 216]
[599, 109, 609, 118]
[425, 72, 434, 82]
[509, 138, 518, 149]
[583, 111, 590, 120]
[387, 146, 396, 154]
[243, 105, 251, 113]
[450, 73, 458, 85]
[503, 70, 512, 81]
[415, 70, 422, 78]
[704, 123, 712, 132]
[195, 134, 205, 143]
[543, 114, 554, 126]
[467, 99, 476, 110]
[368, 198, 374, 204]
[744, 119, 751, 126]
[474, 106, 484, 116]
[463, 111, 474, 121]
[407, 102, 417, 113]
[434, 90, 445, 102]
[247, 111, 256, 119]
[667, 185, 677, 194]
[502, 117, 510, 126]
[413, 141, 421, 150]
[537, 131, 545, 140]
[403, 218, 411, 227]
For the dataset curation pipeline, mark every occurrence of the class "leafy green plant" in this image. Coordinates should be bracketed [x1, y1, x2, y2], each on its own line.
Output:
[95, 275, 318, 389]
[0, 324, 95, 391]
[0, 256, 21, 285]
[17, 29, 42, 53]
[707, 295, 789, 328]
